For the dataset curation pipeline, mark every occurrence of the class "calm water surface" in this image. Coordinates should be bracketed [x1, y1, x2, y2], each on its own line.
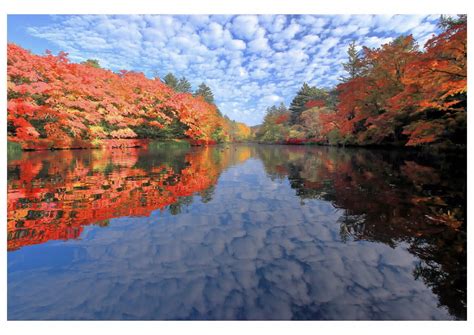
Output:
[7, 143, 466, 320]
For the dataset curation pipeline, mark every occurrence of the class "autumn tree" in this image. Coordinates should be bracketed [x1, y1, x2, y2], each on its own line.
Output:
[255, 15, 466, 149]
[256, 103, 291, 143]
[289, 83, 328, 124]
[327, 35, 420, 145]
[7, 44, 234, 148]
[395, 15, 467, 147]
[300, 106, 335, 141]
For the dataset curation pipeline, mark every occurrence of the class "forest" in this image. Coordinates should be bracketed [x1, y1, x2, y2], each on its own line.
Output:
[7, 44, 251, 150]
[255, 15, 466, 149]
[7, 15, 466, 151]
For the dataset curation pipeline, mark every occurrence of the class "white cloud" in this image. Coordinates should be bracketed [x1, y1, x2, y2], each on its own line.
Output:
[248, 37, 271, 53]
[279, 22, 301, 40]
[21, 14, 443, 126]
[262, 94, 283, 105]
[363, 36, 394, 48]
[231, 15, 260, 40]
[374, 15, 427, 34]
[200, 22, 225, 48]
[302, 35, 320, 44]
[268, 15, 287, 33]
[227, 39, 246, 50]
[318, 37, 340, 56]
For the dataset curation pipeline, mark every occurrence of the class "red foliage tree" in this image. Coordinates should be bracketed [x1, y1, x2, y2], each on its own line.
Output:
[7, 44, 231, 149]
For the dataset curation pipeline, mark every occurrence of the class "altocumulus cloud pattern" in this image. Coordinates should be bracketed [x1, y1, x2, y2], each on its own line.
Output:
[8, 14, 443, 125]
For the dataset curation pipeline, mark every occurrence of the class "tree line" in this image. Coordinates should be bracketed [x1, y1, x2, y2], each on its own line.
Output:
[255, 15, 466, 149]
[7, 46, 251, 150]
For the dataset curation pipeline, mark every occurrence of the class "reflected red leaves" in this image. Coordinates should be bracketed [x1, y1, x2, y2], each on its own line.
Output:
[7, 147, 226, 251]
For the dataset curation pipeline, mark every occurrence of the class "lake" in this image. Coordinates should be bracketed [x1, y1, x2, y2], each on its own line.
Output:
[7, 143, 466, 320]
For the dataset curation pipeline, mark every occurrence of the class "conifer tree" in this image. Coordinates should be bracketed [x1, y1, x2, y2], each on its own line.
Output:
[176, 76, 192, 93]
[341, 41, 364, 82]
[194, 83, 215, 104]
[163, 73, 178, 90]
[289, 83, 328, 124]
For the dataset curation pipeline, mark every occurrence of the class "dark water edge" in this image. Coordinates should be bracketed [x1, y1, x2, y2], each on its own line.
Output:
[251, 140, 467, 154]
[7, 143, 466, 320]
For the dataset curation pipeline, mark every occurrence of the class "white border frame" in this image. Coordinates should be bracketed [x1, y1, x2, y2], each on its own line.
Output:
[1, 1, 472, 334]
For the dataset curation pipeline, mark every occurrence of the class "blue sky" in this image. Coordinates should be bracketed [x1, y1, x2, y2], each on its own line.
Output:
[8, 14, 443, 126]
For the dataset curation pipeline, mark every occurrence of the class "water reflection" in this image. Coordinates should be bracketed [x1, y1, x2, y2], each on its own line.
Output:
[255, 145, 466, 320]
[7, 143, 250, 251]
[7, 144, 466, 320]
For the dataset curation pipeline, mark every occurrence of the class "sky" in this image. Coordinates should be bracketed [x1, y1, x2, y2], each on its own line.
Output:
[8, 14, 444, 126]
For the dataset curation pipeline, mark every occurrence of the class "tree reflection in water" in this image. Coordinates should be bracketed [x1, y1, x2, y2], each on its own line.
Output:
[256, 145, 466, 320]
[7, 143, 251, 251]
[7, 144, 466, 320]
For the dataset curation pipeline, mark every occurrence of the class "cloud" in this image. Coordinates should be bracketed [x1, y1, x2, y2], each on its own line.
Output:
[200, 22, 226, 48]
[262, 94, 283, 105]
[278, 22, 301, 40]
[248, 37, 271, 53]
[231, 15, 260, 40]
[318, 37, 340, 56]
[19, 14, 442, 126]
[363, 36, 394, 48]
[7, 159, 453, 320]
[227, 39, 246, 50]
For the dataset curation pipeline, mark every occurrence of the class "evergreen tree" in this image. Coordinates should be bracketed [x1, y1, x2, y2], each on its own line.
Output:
[341, 41, 364, 82]
[289, 83, 328, 124]
[438, 14, 467, 30]
[164, 72, 178, 90]
[326, 88, 339, 110]
[194, 83, 215, 104]
[267, 102, 289, 116]
[176, 76, 192, 93]
[82, 59, 101, 68]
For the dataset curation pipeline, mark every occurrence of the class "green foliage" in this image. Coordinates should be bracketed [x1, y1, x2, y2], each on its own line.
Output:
[288, 125, 306, 139]
[99, 119, 119, 132]
[259, 124, 288, 143]
[438, 14, 467, 30]
[289, 83, 329, 124]
[163, 74, 192, 93]
[131, 119, 188, 139]
[176, 76, 192, 93]
[163, 73, 179, 90]
[29, 119, 49, 138]
[326, 129, 343, 145]
[341, 41, 365, 82]
[255, 103, 291, 143]
[82, 59, 101, 68]
[194, 83, 215, 104]
[211, 127, 226, 143]
[7, 141, 22, 161]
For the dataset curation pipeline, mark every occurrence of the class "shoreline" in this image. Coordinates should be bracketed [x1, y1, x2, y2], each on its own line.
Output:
[248, 140, 467, 153]
[7, 138, 221, 152]
[8, 138, 466, 153]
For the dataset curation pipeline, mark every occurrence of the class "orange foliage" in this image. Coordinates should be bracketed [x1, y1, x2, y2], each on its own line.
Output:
[315, 21, 466, 147]
[275, 113, 290, 125]
[304, 99, 326, 109]
[7, 145, 254, 251]
[7, 44, 230, 149]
